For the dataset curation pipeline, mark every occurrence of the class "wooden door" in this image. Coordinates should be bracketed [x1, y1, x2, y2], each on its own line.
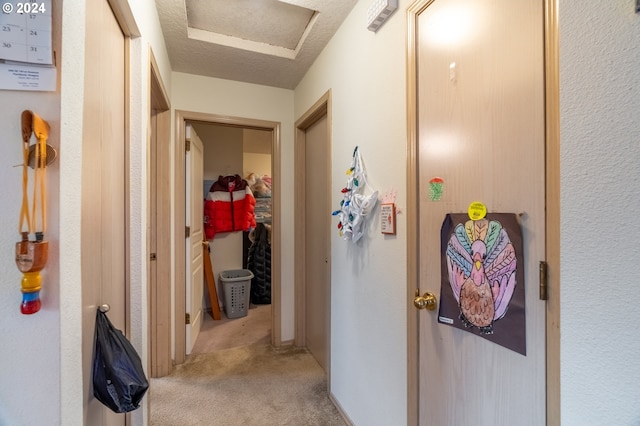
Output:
[185, 126, 204, 354]
[415, 0, 546, 424]
[303, 113, 330, 371]
[82, 0, 126, 424]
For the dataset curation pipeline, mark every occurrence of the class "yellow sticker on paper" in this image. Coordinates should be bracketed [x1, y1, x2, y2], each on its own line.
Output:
[467, 201, 487, 221]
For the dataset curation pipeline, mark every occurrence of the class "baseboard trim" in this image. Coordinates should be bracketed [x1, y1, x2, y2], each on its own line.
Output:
[330, 392, 355, 426]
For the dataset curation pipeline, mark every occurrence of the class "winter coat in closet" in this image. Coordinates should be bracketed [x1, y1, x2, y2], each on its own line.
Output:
[204, 175, 256, 240]
[247, 223, 271, 304]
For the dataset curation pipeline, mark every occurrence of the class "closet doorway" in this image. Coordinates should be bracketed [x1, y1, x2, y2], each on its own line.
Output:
[173, 110, 282, 365]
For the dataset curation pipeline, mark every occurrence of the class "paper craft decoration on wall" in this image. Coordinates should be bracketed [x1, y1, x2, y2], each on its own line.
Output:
[437, 213, 526, 355]
[332, 146, 378, 243]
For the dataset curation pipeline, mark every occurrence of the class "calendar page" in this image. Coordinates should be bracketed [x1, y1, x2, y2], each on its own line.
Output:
[0, 1, 52, 64]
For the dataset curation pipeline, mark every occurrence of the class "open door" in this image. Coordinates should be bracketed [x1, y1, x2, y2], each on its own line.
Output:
[185, 125, 205, 354]
[408, 0, 546, 423]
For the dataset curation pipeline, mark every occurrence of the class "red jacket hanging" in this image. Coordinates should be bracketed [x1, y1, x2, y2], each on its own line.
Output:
[204, 175, 256, 240]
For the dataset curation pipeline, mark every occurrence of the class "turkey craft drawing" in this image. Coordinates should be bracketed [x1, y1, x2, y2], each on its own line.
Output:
[438, 213, 526, 355]
[447, 218, 516, 334]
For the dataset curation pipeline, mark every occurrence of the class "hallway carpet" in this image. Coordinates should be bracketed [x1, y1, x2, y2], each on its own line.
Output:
[191, 304, 272, 354]
[149, 344, 347, 426]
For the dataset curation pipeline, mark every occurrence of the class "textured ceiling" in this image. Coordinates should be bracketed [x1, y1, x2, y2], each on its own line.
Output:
[155, 0, 359, 89]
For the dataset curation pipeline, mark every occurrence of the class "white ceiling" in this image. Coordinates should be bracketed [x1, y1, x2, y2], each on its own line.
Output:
[155, 0, 359, 89]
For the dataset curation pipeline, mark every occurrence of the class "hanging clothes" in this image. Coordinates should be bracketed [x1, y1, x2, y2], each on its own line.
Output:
[204, 174, 256, 240]
[247, 223, 271, 304]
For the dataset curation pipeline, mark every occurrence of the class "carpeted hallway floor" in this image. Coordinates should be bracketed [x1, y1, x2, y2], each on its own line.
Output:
[149, 305, 348, 426]
[191, 304, 272, 354]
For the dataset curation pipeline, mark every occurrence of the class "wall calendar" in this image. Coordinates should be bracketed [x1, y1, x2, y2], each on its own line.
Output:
[0, 1, 52, 65]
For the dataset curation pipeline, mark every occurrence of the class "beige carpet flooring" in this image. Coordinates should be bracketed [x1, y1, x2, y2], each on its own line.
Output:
[149, 304, 347, 426]
[191, 304, 272, 354]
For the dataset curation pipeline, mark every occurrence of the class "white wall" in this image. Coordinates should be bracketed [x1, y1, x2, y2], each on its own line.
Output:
[199, 123, 244, 181]
[0, 6, 62, 424]
[559, 1, 640, 425]
[243, 128, 272, 178]
[294, 1, 409, 424]
[243, 153, 272, 178]
[171, 72, 296, 340]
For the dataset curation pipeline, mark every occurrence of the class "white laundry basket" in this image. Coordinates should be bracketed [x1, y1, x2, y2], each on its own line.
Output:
[219, 269, 254, 319]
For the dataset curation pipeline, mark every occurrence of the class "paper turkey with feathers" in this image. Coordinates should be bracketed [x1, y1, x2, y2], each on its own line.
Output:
[438, 213, 526, 355]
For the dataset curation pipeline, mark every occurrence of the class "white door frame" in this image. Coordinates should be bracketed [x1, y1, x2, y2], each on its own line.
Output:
[404, 0, 560, 424]
[173, 110, 282, 365]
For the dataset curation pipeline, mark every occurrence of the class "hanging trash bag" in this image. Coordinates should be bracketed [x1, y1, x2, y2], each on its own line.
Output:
[92, 308, 149, 413]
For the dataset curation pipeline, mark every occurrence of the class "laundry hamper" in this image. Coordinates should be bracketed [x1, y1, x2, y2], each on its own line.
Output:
[220, 269, 254, 319]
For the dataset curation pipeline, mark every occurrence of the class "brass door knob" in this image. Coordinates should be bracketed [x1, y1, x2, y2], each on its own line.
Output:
[413, 290, 437, 311]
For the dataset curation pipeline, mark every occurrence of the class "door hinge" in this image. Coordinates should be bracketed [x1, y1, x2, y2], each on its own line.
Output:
[185, 140, 191, 152]
[150, 253, 157, 261]
[185, 226, 190, 238]
[185, 312, 191, 324]
[539, 261, 548, 301]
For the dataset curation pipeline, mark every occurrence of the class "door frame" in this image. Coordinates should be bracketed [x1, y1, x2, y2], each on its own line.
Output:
[293, 90, 332, 369]
[173, 110, 282, 365]
[405, 0, 560, 424]
[148, 49, 172, 378]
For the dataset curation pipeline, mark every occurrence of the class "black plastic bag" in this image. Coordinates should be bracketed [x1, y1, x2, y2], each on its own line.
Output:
[92, 309, 148, 413]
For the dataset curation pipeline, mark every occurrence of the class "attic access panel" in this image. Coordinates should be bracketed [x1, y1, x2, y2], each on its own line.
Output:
[186, 0, 316, 50]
